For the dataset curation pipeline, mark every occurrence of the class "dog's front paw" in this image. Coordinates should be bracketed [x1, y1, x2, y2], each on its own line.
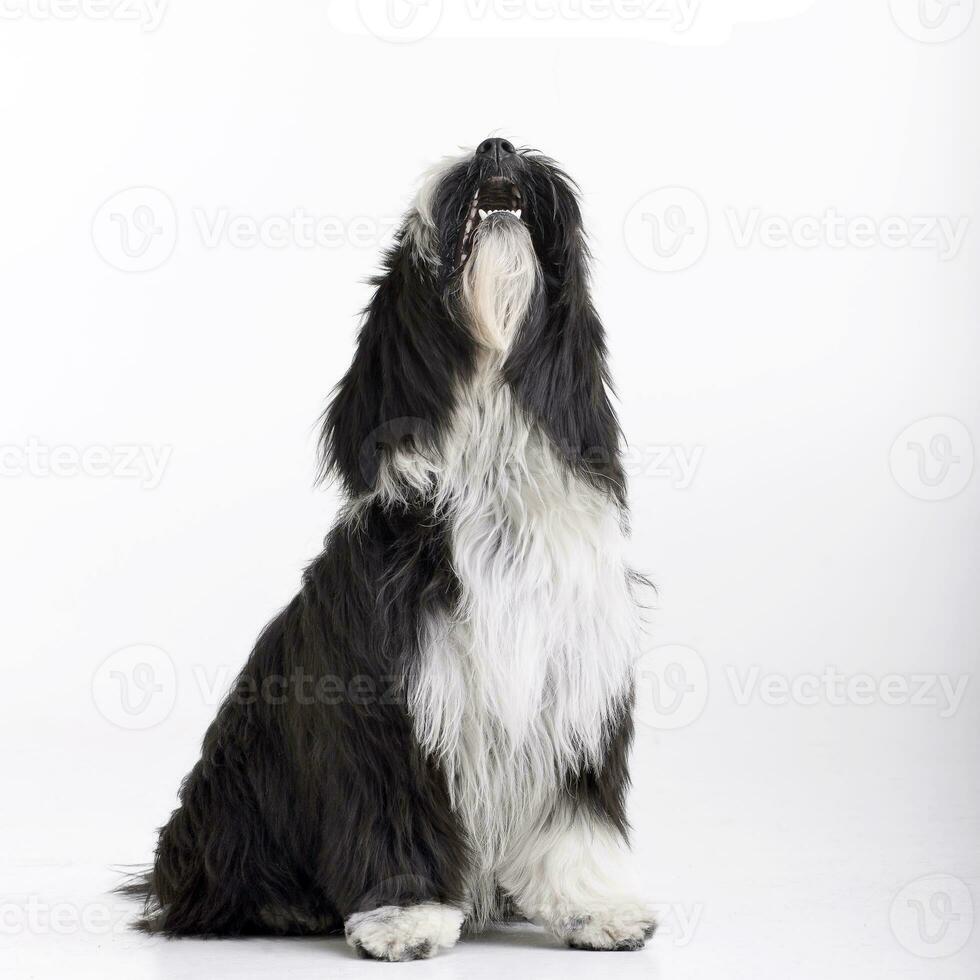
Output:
[344, 903, 464, 962]
[553, 902, 657, 951]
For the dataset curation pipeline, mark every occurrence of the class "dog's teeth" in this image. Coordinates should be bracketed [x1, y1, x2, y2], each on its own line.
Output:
[476, 207, 521, 222]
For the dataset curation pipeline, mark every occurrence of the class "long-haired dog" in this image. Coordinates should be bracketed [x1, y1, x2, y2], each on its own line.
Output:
[130, 137, 656, 960]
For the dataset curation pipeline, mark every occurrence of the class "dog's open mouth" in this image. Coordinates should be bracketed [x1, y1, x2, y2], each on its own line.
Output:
[454, 177, 523, 269]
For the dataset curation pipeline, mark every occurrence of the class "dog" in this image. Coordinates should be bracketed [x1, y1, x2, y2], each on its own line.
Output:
[129, 137, 656, 961]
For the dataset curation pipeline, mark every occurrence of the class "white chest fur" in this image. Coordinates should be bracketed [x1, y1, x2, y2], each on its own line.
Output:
[397, 365, 641, 918]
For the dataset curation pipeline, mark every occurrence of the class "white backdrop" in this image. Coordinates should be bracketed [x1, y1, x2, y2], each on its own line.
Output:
[1, 2, 978, 978]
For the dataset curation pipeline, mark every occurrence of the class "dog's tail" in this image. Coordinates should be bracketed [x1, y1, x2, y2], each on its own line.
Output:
[112, 865, 163, 933]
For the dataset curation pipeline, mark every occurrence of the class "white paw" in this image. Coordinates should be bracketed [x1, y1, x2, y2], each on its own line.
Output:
[552, 901, 657, 951]
[345, 903, 464, 962]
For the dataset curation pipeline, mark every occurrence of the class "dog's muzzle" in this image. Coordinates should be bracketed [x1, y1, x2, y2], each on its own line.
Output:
[454, 139, 525, 271]
[455, 177, 524, 270]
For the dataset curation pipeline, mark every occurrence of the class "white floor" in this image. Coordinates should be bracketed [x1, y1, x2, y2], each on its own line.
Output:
[3, 849, 975, 980]
[3, 708, 977, 979]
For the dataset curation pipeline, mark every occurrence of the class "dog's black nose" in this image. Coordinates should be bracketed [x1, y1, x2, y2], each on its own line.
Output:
[476, 138, 516, 166]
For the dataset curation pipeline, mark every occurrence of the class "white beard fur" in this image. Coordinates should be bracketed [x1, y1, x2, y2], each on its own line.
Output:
[360, 217, 646, 929]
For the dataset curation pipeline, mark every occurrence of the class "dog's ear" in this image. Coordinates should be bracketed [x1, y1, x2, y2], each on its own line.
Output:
[318, 239, 473, 495]
[503, 236, 627, 507]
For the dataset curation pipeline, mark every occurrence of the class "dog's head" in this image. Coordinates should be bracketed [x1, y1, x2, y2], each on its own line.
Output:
[406, 139, 585, 347]
[322, 138, 624, 503]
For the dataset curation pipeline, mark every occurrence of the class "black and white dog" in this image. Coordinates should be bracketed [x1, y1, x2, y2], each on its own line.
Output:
[133, 138, 655, 960]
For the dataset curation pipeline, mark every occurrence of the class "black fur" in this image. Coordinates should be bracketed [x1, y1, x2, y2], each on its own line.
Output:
[320, 148, 625, 502]
[129, 142, 637, 945]
[136, 501, 468, 935]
